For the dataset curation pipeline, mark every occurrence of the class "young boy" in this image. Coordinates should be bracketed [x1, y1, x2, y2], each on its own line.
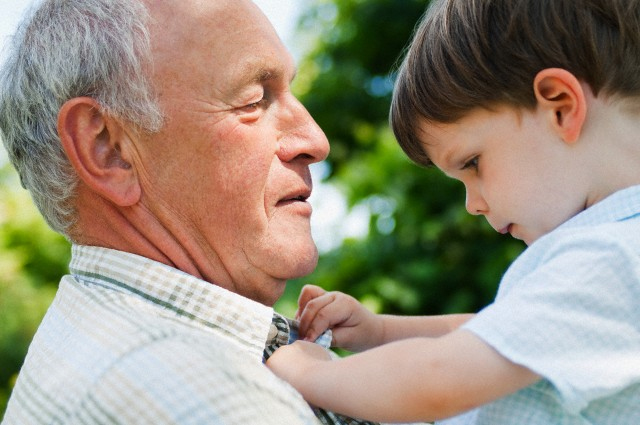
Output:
[266, 0, 640, 423]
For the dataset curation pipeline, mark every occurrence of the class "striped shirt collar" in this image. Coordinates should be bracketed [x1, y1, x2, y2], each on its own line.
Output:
[69, 244, 275, 360]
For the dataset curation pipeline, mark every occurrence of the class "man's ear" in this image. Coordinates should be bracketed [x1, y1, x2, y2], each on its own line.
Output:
[533, 68, 587, 144]
[58, 97, 141, 206]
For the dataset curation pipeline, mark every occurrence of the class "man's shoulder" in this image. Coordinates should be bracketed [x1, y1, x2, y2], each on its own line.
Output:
[49, 272, 260, 360]
[5, 275, 313, 424]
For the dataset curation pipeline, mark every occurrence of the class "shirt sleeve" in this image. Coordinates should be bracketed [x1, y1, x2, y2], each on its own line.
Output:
[463, 227, 640, 414]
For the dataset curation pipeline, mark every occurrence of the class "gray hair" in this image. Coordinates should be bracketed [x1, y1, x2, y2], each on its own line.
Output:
[0, 0, 163, 237]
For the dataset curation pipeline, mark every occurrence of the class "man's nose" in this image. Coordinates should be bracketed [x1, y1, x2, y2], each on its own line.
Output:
[277, 95, 330, 164]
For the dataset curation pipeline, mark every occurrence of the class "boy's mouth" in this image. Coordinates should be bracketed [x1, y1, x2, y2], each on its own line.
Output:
[498, 224, 512, 235]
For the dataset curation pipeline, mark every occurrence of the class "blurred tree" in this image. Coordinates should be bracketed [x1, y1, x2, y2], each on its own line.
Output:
[0, 164, 70, 417]
[277, 0, 525, 317]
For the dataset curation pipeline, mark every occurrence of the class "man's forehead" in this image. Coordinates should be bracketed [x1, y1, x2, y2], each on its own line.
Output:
[145, 0, 262, 41]
[141, 2, 297, 112]
[146, 0, 291, 82]
[143, 0, 232, 16]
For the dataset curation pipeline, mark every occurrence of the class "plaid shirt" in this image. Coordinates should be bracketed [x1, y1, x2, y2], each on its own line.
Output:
[3, 245, 377, 424]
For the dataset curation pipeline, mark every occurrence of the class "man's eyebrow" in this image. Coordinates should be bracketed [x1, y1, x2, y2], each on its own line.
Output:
[234, 60, 297, 89]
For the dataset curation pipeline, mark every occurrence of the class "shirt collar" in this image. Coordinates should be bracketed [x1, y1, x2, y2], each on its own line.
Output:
[263, 314, 333, 361]
[69, 245, 275, 360]
[558, 184, 640, 230]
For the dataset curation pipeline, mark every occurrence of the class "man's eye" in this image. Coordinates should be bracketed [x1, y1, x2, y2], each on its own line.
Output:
[241, 98, 267, 112]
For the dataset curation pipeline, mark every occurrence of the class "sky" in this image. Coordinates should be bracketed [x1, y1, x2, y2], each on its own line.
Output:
[0, 0, 366, 251]
[253, 0, 303, 46]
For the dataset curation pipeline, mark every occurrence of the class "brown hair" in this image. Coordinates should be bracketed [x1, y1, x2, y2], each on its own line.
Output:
[391, 0, 640, 166]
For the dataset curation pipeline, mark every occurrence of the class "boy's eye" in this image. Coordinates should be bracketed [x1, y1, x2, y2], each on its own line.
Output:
[462, 156, 479, 170]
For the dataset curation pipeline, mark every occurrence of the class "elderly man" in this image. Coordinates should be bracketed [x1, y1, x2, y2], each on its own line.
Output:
[0, 1, 378, 423]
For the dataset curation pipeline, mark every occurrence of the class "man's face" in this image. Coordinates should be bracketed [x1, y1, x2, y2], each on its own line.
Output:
[135, 0, 329, 305]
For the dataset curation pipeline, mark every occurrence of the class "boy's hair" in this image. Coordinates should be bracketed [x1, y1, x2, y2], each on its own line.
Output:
[391, 0, 640, 166]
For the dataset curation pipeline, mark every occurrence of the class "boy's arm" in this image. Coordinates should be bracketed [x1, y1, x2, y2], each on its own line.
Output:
[267, 329, 540, 423]
[378, 313, 474, 343]
[297, 284, 474, 351]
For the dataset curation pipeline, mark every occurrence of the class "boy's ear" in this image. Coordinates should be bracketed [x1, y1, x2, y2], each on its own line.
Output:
[533, 68, 587, 144]
[58, 97, 141, 206]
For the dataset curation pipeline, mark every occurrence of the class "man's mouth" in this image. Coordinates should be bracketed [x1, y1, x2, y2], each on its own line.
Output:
[278, 189, 311, 205]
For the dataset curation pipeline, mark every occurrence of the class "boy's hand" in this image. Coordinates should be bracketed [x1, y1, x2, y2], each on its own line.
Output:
[296, 284, 383, 352]
[266, 340, 332, 387]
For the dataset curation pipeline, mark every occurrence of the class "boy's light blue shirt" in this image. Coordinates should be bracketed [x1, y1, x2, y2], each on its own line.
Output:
[440, 185, 640, 425]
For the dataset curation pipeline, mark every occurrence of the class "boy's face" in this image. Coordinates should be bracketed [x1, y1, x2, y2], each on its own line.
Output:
[418, 106, 588, 245]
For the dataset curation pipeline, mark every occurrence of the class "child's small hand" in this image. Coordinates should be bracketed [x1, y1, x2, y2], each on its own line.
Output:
[266, 340, 332, 386]
[295, 284, 383, 352]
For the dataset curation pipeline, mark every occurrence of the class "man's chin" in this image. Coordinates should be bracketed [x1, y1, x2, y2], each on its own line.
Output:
[261, 260, 317, 307]
[270, 238, 318, 276]
[258, 282, 288, 307]
[291, 247, 319, 277]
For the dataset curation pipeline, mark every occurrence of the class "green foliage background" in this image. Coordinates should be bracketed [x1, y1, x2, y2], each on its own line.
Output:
[0, 0, 524, 418]
[277, 0, 524, 318]
[0, 166, 70, 416]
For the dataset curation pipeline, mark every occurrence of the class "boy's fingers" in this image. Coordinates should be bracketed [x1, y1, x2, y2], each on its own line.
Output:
[297, 284, 327, 315]
[298, 292, 337, 340]
[300, 293, 362, 344]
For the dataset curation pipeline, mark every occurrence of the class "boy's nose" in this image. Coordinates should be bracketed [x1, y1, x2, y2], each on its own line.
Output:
[465, 187, 488, 216]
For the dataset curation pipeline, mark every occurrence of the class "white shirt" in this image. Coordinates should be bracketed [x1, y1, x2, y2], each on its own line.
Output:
[441, 185, 640, 424]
